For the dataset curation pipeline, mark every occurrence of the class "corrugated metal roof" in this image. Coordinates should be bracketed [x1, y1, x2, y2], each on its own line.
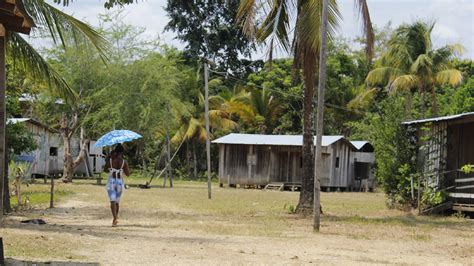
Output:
[350, 141, 369, 150]
[402, 112, 474, 125]
[212, 133, 346, 147]
[7, 118, 58, 132]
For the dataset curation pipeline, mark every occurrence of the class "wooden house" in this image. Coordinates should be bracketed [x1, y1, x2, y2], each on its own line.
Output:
[403, 112, 474, 212]
[8, 118, 104, 178]
[213, 133, 374, 191]
[349, 141, 376, 191]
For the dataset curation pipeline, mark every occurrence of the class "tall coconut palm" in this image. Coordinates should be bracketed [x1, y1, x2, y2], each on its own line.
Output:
[366, 21, 463, 117]
[237, 0, 374, 212]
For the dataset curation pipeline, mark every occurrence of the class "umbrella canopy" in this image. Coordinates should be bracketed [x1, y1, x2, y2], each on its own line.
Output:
[94, 130, 142, 147]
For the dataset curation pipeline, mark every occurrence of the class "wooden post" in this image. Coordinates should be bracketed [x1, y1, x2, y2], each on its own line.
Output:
[204, 61, 212, 199]
[16, 171, 21, 207]
[314, 0, 330, 232]
[286, 151, 290, 182]
[49, 174, 54, 208]
[0, 25, 6, 222]
[0, 237, 4, 265]
[248, 145, 253, 186]
[168, 128, 173, 188]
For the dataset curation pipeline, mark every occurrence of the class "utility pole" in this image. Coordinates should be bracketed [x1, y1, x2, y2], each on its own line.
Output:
[0, 25, 5, 222]
[204, 60, 212, 199]
[167, 126, 173, 188]
[314, 0, 330, 232]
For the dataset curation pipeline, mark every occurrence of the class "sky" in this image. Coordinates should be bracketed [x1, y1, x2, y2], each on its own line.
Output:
[41, 0, 474, 59]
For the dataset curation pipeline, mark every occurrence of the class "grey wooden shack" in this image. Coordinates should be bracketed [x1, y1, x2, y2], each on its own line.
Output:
[350, 141, 376, 191]
[213, 133, 374, 191]
[403, 112, 474, 212]
[9, 118, 105, 178]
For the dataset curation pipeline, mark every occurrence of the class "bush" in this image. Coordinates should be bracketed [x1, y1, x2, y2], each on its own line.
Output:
[349, 97, 417, 208]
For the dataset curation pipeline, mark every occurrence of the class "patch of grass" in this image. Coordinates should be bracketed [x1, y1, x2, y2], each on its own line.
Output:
[3, 231, 87, 261]
[9, 183, 75, 209]
[411, 233, 431, 241]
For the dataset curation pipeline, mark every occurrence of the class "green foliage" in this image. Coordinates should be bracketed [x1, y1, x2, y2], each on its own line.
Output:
[366, 21, 463, 117]
[461, 164, 474, 174]
[284, 203, 297, 214]
[7, 123, 36, 156]
[165, 0, 255, 70]
[6, 68, 37, 156]
[422, 187, 446, 207]
[8, 161, 30, 182]
[348, 97, 416, 207]
[247, 59, 302, 134]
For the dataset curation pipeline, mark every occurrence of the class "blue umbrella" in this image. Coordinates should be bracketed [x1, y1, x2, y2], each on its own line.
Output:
[94, 130, 142, 147]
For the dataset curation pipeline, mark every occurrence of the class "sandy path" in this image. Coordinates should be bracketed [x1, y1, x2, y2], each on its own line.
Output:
[2, 184, 474, 265]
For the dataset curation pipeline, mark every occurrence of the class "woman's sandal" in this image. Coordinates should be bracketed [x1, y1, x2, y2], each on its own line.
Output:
[112, 219, 118, 227]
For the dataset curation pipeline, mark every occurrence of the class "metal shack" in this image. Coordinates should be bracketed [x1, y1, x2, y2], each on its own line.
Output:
[212, 133, 362, 190]
[403, 112, 474, 212]
[9, 118, 104, 178]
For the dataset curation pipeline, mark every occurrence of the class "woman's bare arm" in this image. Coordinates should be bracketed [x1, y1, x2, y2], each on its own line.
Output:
[123, 161, 130, 177]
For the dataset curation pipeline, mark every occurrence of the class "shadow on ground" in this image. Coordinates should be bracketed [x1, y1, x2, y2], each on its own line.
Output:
[324, 213, 473, 228]
[5, 258, 98, 266]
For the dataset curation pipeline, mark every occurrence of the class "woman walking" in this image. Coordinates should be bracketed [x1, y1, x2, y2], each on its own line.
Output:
[105, 144, 130, 227]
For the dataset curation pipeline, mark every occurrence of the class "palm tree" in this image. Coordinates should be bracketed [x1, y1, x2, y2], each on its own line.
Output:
[9, 0, 109, 100]
[0, 0, 109, 214]
[172, 92, 238, 179]
[236, 0, 374, 212]
[228, 88, 283, 134]
[366, 21, 463, 117]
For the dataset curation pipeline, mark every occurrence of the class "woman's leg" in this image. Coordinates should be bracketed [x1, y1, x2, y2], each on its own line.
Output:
[110, 201, 117, 221]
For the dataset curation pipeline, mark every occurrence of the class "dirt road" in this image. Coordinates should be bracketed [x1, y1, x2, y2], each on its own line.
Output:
[2, 181, 473, 265]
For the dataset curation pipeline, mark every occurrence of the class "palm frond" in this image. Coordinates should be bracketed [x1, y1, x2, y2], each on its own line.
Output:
[430, 44, 464, 71]
[390, 74, 420, 92]
[23, 0, 111, 61]
[171, 125, 188, 144]
[354, 0, 374, 60]
[185, 118, 201, 140]
[435, 69, 463, 87]
[256, 0, 291, 52]
[347, 87, 378, 111]
[236, 0, 258, 38]
[410, 54, 433, 76]
[366, 67, 403, 86]
[7, 32, 77, 101]
[297, 0, 341, 53]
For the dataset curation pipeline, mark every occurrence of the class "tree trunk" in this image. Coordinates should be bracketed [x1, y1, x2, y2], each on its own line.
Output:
[72, 127, 90, 174]
[49, 172, 54, 208]
[297, 55, 316, 214]
[62, 135, 74, 180]
[430, 85, 438, 117]
[193, 141, 198, 179]
[3, 145, 10, 213]
[0, 28, 6, 219]
[313, 0, 330, 232]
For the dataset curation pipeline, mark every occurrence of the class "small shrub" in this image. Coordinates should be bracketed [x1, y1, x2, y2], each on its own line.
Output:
[284, 203, 296, 214]
[452, 211, 466, 219]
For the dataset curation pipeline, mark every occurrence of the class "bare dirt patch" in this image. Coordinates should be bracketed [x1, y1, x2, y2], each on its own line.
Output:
[2, 180, 473, 265]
